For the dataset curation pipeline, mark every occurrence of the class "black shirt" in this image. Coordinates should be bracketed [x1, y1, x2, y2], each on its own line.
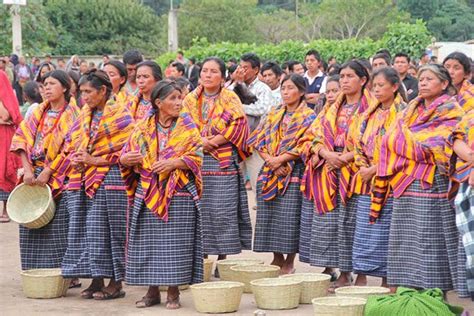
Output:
[403, 74, 418, 102]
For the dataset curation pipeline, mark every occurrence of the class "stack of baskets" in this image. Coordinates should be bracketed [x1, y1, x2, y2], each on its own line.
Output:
[216, 258, 264, 281]
[281, 273, 331, 304]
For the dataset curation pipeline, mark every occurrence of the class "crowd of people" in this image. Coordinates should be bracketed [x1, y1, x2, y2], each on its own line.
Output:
[0, 46, 473, 310]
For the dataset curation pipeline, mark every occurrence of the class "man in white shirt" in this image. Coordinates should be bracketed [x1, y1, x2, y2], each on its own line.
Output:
[260, 61, 283, 105]
[304, 50, 327, 111]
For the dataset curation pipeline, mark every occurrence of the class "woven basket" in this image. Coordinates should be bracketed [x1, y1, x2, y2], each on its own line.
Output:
[312, 296, 367, 316]
[217, 258, 264, 281]
[203, 258, 214, 282]
[229, 264, 280, 293]
[335, 286, 390, 299]
[281, 273, 331, 303]
[21, 269, 71, 299]
[251, 277, 302, 310]
[190, 281, 244, 313]
[7, 183, 55, 229]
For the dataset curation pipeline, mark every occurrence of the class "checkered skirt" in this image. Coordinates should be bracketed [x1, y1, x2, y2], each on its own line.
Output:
[0, 189, 10, 201]
[299, 197, 314, 263]
[61, 165, 127, 281]
[253, 162, 304, 254]
[387, 172, 459, 290]
[200, 152, 252, 255]
[19, 167, 68, 270]
[126, 181, 203, 286]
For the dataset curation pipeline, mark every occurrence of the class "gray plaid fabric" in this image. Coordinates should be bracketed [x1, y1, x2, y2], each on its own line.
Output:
[353, 195, 393, 278]
[387, 172, 458, 291]
[19, 167, 68, 270]
[61, 165, 127, 281]
[253, 162, 304, 254]
[454, 181, 473, 299]
[126, 181, 203, 286]
[338, 194, 358, 273]
[0, 189, 10, 201]
[200, 153, 252, 255]
[299, 197, 314, 263]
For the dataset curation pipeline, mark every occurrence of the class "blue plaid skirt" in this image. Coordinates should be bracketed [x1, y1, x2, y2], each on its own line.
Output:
[299, 197, 314, 264]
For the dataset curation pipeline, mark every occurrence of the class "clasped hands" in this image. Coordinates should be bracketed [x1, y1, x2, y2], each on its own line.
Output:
[264, 155, 290, 177]
[120, 151, 176, 174]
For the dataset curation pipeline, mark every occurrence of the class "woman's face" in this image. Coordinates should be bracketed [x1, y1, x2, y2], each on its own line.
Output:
[136, 66, 158, 96]
[79, 82, 106, 108]
[418, 70, 447, 101]
[340, 67, 366, 96]
[43, 76, 66, 103]
[155, 89, 182, 119]
[325, 80, 340, 105]
[200, 60, 223, 91]
[372, 74, 397, 105]
[280, 79, 303, 107]
[40, 65, 51, 79]
[443, 59, 468, 87]
[104, 64, 125, 93]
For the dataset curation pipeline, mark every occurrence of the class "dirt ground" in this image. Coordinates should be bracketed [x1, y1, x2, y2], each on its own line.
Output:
[1, 190, 473, 315]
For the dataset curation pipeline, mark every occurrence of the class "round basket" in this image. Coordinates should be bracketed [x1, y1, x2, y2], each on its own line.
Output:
[217, 258, 264, 281]
[281, 273, 331, 304]
[312, 296, 367, 316]
[203, 258, 214, 282]
[21, 269, 71, 299]
[335, 286, 390, 299]
[228, 264, 280, 293]
[190, 281, 245, 314]
[7, 183, 55, 229]
[251, 277, 302, 310]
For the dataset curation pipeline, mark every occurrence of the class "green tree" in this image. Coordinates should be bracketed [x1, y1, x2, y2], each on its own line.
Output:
[381, 20, 432, 58]
[427, 0, 474, 41]
[396, 0, 441, 21]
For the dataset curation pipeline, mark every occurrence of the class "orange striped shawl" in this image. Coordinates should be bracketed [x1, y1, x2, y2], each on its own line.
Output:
[457, 79, 474, 112]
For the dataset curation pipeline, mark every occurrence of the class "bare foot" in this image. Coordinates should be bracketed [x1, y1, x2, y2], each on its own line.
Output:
[354, 274, 367, 286]
[166, 287, 181, 310]
[328, 272, 352, 293]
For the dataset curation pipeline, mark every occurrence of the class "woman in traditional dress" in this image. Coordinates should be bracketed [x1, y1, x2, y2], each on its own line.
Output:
[0, 70, 22, 222]
[103, 60, 130, 106]
[55, 69, 134, 300]
[122, 80, 203, 309]
[249, 74, 316, 274]
[443, 52, 473, 113]
[302, 60, 375, 290]
[351, 67, 407, 287]
[128, 61, 162, 121]
[182, 57, 252, 272]
[10, 70, 79, 269]
[371, 64, 463, 292]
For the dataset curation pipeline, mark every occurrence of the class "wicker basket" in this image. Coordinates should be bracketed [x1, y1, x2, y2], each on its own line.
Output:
[7, 183, 55, 229]
[335, 286, 391, 299]
[21, 269, 71, 299]
[251, 277, 302, 310]
[228, 264, 280, 293]
[190, 281, 244, 313]
[217, 258, 264, 281]
[203, 258, 214, 282]
[312, 296, 367, 316]
[280, 273, 331, 304]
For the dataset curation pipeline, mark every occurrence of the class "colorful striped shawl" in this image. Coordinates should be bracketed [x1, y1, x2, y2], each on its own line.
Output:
[457, 79, 474, 112]
[248, 102, 316, 200]
[353, 94, 406, 196]
[301, 90, 375, 213]
[370, 94, 464, 222]
[51, 99, 134, 198]
[182, 86, 250, 169]
[10, 100, 79, 197]
[121, 110, 203, 221]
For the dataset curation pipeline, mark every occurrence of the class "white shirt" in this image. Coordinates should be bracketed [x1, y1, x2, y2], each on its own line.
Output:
[304, 70, 327, 94]
[271, 87, 282, 106]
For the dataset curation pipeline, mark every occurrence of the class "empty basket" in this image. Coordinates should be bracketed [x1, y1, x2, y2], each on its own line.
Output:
[312, 296, 367, 316]
[21, 268, 71, 299]
[251, 277, 302, 310]
[335, 286, 391, 299]
[281, 273, 331, 303]
[203, 258, 214, 282]
[228, 264, 280, 293]
[190, 281, 245, 314]
[217, 258, 264, 281]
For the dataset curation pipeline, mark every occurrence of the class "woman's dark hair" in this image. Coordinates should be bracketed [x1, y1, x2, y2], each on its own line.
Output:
[104, 60, 128, 90]
[281, 73, 306, 103]
[78, 69, 113, 100]
[326, 74, 340, 86]
[150, 79, 182, 111]
[443, 52, 471, 75]
[201, 57, 226, 78]
[35, 62, 55, 83]
[340, 60, 371, 91]
[23, 81, 43, 104]
[136, 61, 162, 81]
[42, 70, 72, 102]
[372, 66, 408, 102]
[418, 64, 457, 96]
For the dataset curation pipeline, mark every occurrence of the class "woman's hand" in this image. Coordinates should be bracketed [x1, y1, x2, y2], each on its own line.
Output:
[322, 151, 345, 171]
[266, 156, 283, 171]
[35, 167, 52, 186]
[0, 118, 13, 125]
[310, 154, 320, 166]
[359, 165, 377, 183]
[274, 165, 290, 177]
[23, 166, 35, 186]
[202, 137, 218, 152]
[72, 150, 96, 166]
[120, 151, 143, 167]
[152, 160, 176, 174]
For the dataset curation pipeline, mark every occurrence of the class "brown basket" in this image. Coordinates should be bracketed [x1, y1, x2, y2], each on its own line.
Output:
[190, 281, 245, 313]
[312, 296, 367, 316]
[203, 258, 214, 282]
[281, 273, 331, 304]
[335, 286, 390, 299]
[7, 183, 55, 229]
[21, 269, 71, 299]
[251, 277, 302, 310]
[228, 264, 280, 293]
[217, 258, 264, 281]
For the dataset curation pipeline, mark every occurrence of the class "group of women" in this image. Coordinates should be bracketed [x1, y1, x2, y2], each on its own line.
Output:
[0, 49, 472, 310]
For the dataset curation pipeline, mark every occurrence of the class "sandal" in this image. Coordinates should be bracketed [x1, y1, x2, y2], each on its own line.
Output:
[136, 295, 161, 308]
[93, 288, 126, 300]
[81, 288, 100, 299]
[165, 296, 181, 310]
[69, 278, 82, 289]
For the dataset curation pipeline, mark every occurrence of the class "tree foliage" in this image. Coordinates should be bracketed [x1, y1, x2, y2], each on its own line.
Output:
[381, 20, 432, 58]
